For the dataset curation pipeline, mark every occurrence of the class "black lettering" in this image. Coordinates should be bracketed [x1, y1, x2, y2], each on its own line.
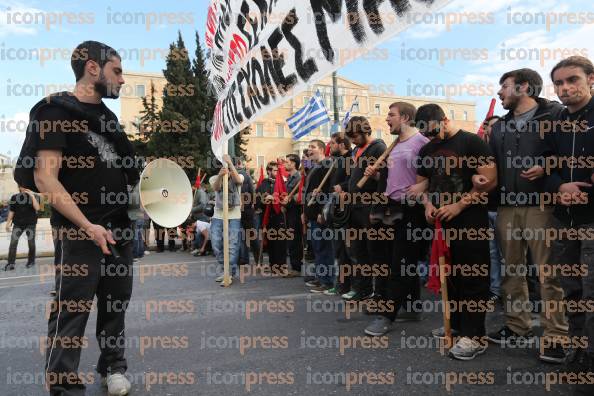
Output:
[267, 28, 297, 95]
[251, 58, 270, 106]
[282, 8, 318, 82]
[237, 69, 253, 119]
[363, 0, 385, 34]
[310, 0, 343, 63]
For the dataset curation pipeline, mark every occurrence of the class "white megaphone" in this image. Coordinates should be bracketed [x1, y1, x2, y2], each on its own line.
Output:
[128, 158, 193, 228]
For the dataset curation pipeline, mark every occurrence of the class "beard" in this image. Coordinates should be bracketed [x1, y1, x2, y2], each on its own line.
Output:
[94, 69, 120, 99]
[502, 95, 520, 111]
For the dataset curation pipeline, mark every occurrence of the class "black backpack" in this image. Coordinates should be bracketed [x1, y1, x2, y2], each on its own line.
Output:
[14, 92, 139, 192]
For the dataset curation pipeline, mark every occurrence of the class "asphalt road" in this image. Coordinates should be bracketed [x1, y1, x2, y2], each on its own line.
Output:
[0, 251, 574, 395]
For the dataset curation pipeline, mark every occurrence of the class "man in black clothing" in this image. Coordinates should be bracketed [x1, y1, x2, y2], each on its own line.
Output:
[544, 56, 594, 395]
[302, 140, 335, 292]
[327, 132, 353, 295]
[5, 186, 40, 270]
[237, 157, 258, 265]
[415, 104, 497, 361]
[283, 153, 303, 277]
[20, 41, 138, 395]
[343, 116, 387, 301]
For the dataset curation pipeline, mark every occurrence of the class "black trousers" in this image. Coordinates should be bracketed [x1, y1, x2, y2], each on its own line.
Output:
[285, 205, 303, 272]
[153, 223, 176, 251]
[346, 206, 373, 295]
[376, 203, 427, 321]
[45, 228, 133, 396]
[445, 206, 491, 338]
[7, 224, 36, 265]
[266, 212, 287, 267]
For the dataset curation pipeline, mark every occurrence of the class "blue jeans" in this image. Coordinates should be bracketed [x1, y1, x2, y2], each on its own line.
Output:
[488, 211, 503, 297]
[132, 219, 145, 258]
[309, 221, 334, 287]
[210, 218, 241, 276]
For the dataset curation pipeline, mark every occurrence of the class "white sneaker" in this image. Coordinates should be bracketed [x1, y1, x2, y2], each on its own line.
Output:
[103, 373, 131, 395]
[448, 336, 487, 361]
[215, 275, 224, 282]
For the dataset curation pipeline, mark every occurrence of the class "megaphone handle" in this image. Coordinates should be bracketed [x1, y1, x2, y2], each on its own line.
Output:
[108, 243, 121, 259]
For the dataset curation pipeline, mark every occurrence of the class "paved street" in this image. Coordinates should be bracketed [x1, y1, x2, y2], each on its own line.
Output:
[0, 251, 573, 395]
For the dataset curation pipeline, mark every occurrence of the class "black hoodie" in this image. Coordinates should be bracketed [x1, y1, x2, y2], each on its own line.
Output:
[544, 97, 594, 226]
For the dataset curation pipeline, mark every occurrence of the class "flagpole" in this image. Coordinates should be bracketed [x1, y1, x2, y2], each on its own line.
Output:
[222, 140, 231, 287]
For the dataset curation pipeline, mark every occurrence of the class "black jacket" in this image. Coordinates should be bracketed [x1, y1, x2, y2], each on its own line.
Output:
[346, 139, 387, 206]
[303, 158, 333, 220]
[544, 97, 594, 226]
[489, 98, 564, 207]
[330, 150, 353, 192]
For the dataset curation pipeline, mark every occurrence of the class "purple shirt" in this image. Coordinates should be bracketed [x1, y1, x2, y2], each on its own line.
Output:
[386, 132, 429, 201]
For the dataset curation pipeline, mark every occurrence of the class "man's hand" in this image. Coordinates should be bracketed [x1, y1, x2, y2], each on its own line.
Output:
[317, 214, 324, 224]
[264, 194, 274, 204]
[520, 166, 545, 181]
[472, 174, 490, 190]
[222, 154, 232, 166]
[425, 202, 437, 225]
[406, 181, 427, 200]
[84, 224, 116, 255]
[435, 202, 463, 222]
[558, 182, 592, 206]
[363, 165, 377, 178]
[219, 167, 229, 176]
[333, 185, 342, 193]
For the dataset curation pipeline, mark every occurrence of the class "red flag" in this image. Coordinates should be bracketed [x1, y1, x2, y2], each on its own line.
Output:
[277, 158, 289, 180]
[272, 162, 288, 214]
[324, 142, 331, 157]
[262, 204, 271, 229]
[477, 98, 496, 139]
[256, 166, 265, 188]
[194, 170, 201, 188]
[426, 218, 451, 295]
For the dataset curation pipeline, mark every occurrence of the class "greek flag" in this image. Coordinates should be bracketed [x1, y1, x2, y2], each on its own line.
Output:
[288, 91, 331, 140]
[342, 96, 359, 129]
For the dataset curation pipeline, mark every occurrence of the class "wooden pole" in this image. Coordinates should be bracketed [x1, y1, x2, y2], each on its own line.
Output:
[222, 141, 231, 287]
[306, 159, 336, 207]
[355, 138, 399, 189]
[439, 255, 452, 350]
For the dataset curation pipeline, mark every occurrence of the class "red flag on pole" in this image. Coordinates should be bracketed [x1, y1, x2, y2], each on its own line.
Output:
[324, 142, 331, 157]
[256, 166, 265, 188]
[272, 161, 288, 214]
[477, 98, 497, 139]
[427, 218, 451, 294]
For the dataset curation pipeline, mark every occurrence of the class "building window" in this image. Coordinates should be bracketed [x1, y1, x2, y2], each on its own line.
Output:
[303, 96, 309, 105]
[135, 84, 145, 97]
[256, 123, 264, 137]
[463, 111, 468, 121]
[375, 104, 381, 115]
[352, 102, 360, 113]
[276, 124, 284, 138]
[450, 110, 455, 120]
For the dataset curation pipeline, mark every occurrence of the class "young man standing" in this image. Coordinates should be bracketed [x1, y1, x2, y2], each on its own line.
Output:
[415, 104, 497, 361]
[209, 155, 244, 285]
[327, 132, 353, 296]
[343, 117, 386, 301]
[283, 153, 303, 277]
[363, 102, 429, 336]
[486, 68, 568, 363]
[302, 140, 334, 293]
[23, 41, 139, 395]
[5, 186, 40, 270]
[545, 56, 594, 394]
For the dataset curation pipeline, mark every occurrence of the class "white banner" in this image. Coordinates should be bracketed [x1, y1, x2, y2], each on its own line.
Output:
[206, 0, 450, 160]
